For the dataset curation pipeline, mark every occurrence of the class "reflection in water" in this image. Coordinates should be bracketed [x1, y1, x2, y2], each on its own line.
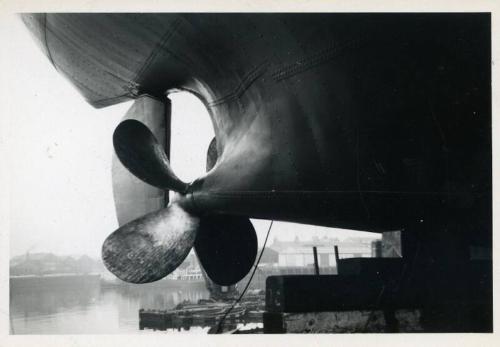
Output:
[10, 277, 211, 334]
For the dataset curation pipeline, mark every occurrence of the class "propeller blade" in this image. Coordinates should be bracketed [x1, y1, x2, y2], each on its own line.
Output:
[113, 119, 188, 193]
[194, 215, 258, 286]
[206, 137, 218, 171]
[102, 202, 199, 283]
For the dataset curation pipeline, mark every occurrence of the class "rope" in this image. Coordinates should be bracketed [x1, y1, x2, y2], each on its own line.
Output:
[214, 220, 274, 334]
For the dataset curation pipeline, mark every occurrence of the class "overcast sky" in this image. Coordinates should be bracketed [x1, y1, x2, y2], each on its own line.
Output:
[3, 14, 378, 258]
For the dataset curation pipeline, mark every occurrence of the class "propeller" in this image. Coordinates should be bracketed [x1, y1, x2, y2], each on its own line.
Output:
[193, 136, 258, 286]
[113, 119, 189, 193]
[194, 215, 257, 286]
[102, 201, 199, 283]
[103, 117, 258, 285]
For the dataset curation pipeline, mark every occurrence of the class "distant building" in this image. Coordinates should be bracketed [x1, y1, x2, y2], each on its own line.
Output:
[170, 253, 204, 281]
[172, 268, 204, 281]
[176, 253, 198, 270]
[10, 253, 104, 276]
[278, 246, 336, 267]
[258, 247, 279, 265]
[270, 235, 377, 268]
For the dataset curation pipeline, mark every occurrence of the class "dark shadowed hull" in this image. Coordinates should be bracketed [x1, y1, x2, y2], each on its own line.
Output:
[21, 13, 491, 241]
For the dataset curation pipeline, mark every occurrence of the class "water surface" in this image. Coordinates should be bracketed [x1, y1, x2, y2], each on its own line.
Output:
[10, 277, 212, 334]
